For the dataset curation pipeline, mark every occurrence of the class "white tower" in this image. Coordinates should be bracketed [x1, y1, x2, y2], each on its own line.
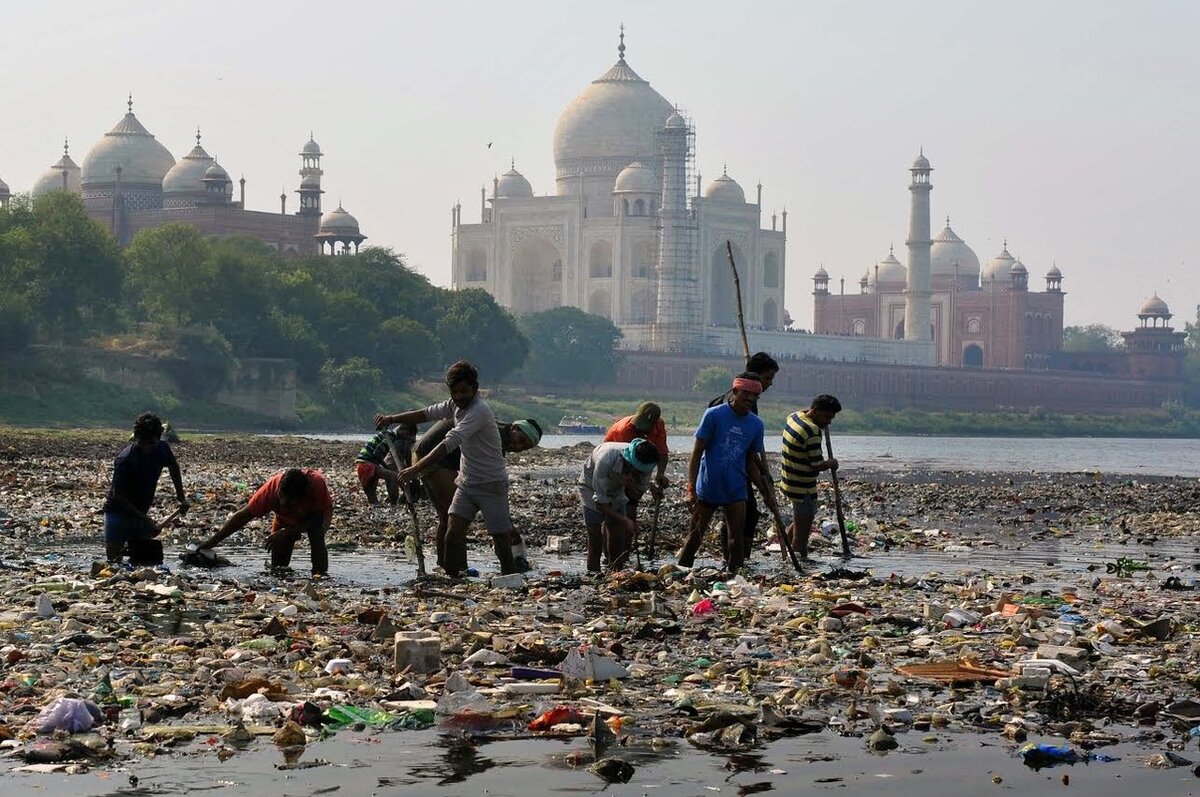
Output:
[904, 150, 933, 341]
[652, 111, 697, 349]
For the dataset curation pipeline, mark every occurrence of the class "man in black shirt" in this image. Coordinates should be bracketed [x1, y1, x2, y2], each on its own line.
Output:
[706, 352, 779, 566]
[103, 412, 189, 564]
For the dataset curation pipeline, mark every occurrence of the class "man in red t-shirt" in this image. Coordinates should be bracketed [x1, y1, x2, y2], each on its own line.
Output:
[198, 469, 334, 575]
[604, 402, 669, 523]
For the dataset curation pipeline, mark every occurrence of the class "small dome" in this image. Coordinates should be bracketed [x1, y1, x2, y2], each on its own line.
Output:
[813, 266, 829, 279]
[613, 161, 657, 193]
[868, 249, 907, 287]
[32, 142, 82, 197]
[982, 245, 1016, 284]
[665, 111, 686, 129]
[162, 132, 214, 195]
[704, 169, 745, 203]
[911, 151, 931, 169]
[1139, 294, 1170, 317]
[930, 219, 980, 279]
[81, 99, 175, 188]
[1010, 260, 1028, 275]
[204, 162, 230, 182]
[1046, 265, 1062, 278]
[495, 166, 533, 198]
[319, 204, 361, 234]
[302, 135, 321, 155]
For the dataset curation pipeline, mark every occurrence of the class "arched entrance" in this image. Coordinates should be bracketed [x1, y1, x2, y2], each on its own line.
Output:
[588, 240, 612, 278]
[588, 289, 611, 319]
[510, 237, 561, 313]
[630, 287, 656, 323]
[763, 252, 779, 288]
[963, 344, 984, 368]
[710, 243, 742, 326]
[464, 247, 486, 282]
[762, 298, 778, 329]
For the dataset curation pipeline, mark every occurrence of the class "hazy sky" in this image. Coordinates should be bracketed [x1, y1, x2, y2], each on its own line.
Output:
[4, 1, 1197, 329]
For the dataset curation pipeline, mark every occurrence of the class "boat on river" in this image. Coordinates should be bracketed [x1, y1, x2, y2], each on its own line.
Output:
[556, 415, 604, 434]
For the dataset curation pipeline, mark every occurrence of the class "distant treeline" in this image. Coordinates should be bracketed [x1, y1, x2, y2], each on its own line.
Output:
[0, 193, 623, 416]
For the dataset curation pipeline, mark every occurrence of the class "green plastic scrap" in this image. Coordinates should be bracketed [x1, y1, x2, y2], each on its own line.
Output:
[323, 705, 397, 728]
[397, 709, 435, 730]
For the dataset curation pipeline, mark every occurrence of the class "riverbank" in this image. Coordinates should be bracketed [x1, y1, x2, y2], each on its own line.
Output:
[4, 431, 1200, 794]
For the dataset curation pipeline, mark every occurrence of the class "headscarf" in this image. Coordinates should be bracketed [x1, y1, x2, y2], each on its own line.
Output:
[513, 419, 542, 447]
[632, 401, 661, 433]
[622, 438, 658, 473]
[731, 376, 763, 394]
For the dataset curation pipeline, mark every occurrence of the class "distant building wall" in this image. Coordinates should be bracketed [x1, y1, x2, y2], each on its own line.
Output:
[613, 351, 1181, 412]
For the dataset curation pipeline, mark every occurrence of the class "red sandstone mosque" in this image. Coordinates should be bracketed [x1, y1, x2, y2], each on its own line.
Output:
[17, 96, 366, 256]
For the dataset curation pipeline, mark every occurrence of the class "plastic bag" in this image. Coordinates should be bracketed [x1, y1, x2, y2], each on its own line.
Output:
[29, 698, 104, 734]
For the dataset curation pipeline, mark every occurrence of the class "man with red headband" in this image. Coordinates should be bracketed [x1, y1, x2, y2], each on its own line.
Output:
[679, 372, 779, 572]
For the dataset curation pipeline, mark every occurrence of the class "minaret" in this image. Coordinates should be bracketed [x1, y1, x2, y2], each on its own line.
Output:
[296, 132, 323, 217]
[904, 149, 933, 342]
[652, 111, 696, 349]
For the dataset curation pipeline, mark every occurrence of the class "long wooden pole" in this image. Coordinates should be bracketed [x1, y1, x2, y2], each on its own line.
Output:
[725, 240, 751, 364]
[382, 430, 426, 576]
[823, 427, 852, 559]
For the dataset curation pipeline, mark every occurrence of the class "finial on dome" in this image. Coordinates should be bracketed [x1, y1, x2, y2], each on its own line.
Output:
[618, 23, 626, 61]
[919, 145, 924, 157]
[63, 138, 69, 156]
[889, 243, 894, 255]
[722, 162, 728, 175]
[1003, 238, 1008, 249]
[510, 156, 515, 169]
[127, 93, 133, 113]
[309, 130, 314, 141]
[945, 215, 951, 226]
[196, 126, 202, 146]
[337, 197, 344, 210]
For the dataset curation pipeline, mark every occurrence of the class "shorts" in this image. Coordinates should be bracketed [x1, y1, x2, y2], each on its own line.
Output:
[790, 496, 819, 518]
[448, 481, 512, 536]
[355, 461, 380, 489]
[104, 512, 154, 544]
[695, 497, 746, 510]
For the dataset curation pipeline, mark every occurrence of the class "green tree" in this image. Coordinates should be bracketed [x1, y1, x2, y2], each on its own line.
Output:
[0, 293, 33, 357]
[693, 365, 732, 395]
[372, 317, 441, 387]
[125, 223, 215, 327]
[158, 325, 236, 398]
[435, 289, 528, 383]
[317, 291, 382, 361]
[1183, 305, 1200, 406]
[319, 356, 383, 414]
[24, 192, 122, 340]
[516, 306, 623, 386]
[1062, 324, 1124, 353]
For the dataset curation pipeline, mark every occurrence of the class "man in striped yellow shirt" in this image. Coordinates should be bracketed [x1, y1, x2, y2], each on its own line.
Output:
[780, 395, 842, 560]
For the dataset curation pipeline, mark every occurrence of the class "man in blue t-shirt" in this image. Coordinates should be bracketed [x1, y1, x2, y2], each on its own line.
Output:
[679, 372, 780, 572]
[103, 412, 189, 563]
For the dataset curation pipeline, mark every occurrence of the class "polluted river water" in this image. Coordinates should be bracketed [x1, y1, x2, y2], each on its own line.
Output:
[4, 431, 1200, 795]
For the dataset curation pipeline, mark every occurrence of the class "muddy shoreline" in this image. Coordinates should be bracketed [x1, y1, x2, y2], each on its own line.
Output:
[3, 431, 1200, 794]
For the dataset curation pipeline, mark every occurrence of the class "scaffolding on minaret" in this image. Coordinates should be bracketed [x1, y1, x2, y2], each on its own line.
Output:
[651, 108, 699, 351]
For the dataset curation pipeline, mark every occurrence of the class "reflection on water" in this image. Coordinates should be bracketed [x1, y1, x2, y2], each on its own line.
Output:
[407, 734, 501, 786]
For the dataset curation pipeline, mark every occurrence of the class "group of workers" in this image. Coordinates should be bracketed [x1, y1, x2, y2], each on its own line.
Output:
[101, 353, 843, 579]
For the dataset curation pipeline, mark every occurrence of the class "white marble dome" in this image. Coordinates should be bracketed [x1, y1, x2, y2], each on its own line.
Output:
[81, 101, 175, 188]
[1139, 294, 1170, 317]
[552, 41, 674, 176]
[930, 220, 980, 279]
[32, 146, 82, 197]
[162, 134, 214, 195]
[302, 135, 321, 155]
[983, 245, 1016, 284]
[319, 204, 360, 233]
[495, 166, 533, 198]
[613, 161, 657, 193]
[869, 250, 907, 286]
[704, 170, 745, 203]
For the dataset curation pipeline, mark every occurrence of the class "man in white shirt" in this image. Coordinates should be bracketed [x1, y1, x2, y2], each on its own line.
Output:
[376, 360, 519, 576]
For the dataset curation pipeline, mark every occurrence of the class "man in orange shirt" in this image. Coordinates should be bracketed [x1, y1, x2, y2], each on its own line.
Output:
[603, 402, 669, 523]
[198, 468, 334, 576]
